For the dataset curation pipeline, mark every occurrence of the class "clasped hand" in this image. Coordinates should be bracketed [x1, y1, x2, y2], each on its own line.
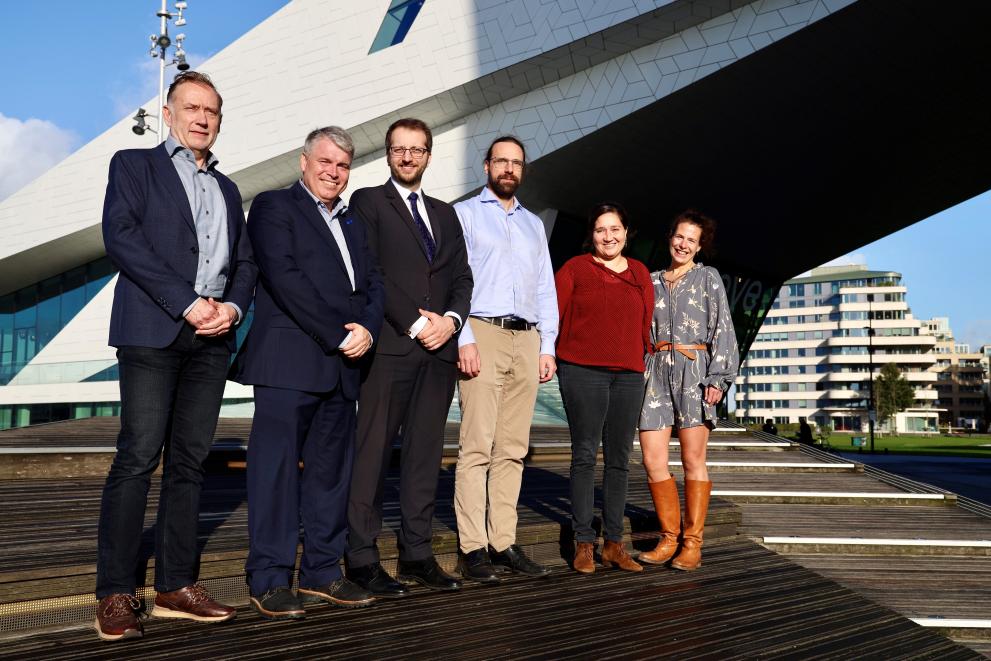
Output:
[341, 323, 373, 359]
[417, 308, 455, 351]
[185, 298, 236, 337]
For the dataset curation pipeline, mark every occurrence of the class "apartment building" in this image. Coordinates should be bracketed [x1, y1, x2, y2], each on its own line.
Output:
[735, 265, 940, 433]
[924, 318, 987, 429]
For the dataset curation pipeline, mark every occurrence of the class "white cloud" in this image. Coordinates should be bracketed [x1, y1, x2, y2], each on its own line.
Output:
[111, 52, 211, 121]
[0, 113, 79, 202]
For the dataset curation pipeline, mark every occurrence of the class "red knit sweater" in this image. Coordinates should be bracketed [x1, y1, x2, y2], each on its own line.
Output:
[555, 254, 653, 372]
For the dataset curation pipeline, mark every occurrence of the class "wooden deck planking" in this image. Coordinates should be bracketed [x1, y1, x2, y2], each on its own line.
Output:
[0, 417, 783, 451]
[736, 503, 991, 540]
[2, 539, 978, 661]
[711, 471, 911, 493]
[0, 466, 738, 589]
[785, 554, 991, 620]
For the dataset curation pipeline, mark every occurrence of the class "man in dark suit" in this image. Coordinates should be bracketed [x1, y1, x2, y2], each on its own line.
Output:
[96, 71, 256, 641]
[345, 118, 473, 595]
[229, 126, 384, 620]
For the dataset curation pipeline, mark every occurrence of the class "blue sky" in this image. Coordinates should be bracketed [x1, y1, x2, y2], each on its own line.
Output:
[1, 1, 988, 348]
[817, 191, 991, 350]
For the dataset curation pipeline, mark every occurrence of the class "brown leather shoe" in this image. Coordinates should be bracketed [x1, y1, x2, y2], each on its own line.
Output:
[94, 594, 143, 641]
[151, 584, 236, 622]
[671, 479, 712, 571]
[640, 477, 681, 565]
[573, 542, 595, 574]
[600, 540, 643, 572]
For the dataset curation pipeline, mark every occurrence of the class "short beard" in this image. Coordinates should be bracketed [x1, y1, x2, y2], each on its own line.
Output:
[390, 161, 425, 188]
[489, 174, 519, 200]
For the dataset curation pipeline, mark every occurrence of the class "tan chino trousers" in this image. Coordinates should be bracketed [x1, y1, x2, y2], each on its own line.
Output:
[454, 319, 540, 553]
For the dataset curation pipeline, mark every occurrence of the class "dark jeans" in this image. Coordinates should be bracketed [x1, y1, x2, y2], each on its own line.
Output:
[558, 361, 644, 543]
[96, 324, 229, 598]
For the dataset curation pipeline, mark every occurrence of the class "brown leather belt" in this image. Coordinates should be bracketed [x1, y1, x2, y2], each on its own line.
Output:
[472, 315, 536, 331]
[655, 341, 708, 359]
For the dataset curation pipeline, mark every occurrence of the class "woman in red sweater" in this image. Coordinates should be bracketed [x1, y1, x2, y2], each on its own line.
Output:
[555, 202, 653, 574]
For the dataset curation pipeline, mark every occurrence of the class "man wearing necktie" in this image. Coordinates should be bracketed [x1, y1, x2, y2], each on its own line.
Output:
[345, 118, 473, 595]
[229, 126, 384, 619]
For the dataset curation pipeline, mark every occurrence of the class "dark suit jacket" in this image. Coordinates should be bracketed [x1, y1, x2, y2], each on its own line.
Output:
[349, 180, 472, 363]
[102, 144, 257, 350]
[228, 182, 384, 399]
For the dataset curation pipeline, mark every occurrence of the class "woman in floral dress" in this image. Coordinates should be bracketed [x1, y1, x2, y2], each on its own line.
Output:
[638, 210, 738, 571]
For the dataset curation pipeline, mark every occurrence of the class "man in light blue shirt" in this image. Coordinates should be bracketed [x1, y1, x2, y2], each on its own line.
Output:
[453, 136, 558, 580]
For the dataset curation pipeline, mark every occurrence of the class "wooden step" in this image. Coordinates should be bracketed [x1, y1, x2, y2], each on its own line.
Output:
[714, 490, 955, 506]
[0, 466, 741, 635]
[760, 536, 991, 556]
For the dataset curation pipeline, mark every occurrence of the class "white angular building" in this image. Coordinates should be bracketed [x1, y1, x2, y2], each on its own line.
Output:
[735, 265, 940, 433]
[923, 318, 987, 430]
[2, 0, 990, 429]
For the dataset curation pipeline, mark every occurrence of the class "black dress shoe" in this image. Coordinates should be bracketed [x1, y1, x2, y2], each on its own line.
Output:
[250, 587, 305, 621]
[396, 557, 462, 591]
[347, 562, 410, 599]
[298, 577, 375, 608]
[490, 544, 551, 577]
[457, 549, 501, 585]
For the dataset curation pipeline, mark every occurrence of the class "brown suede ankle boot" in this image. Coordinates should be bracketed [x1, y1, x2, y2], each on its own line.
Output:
[573, 542, 595, 574]
[639, 477, 681, 565]
[600, 540, 643, 572]
[670, 479, 712, 571]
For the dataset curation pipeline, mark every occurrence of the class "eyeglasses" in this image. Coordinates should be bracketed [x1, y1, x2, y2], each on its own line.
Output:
[488, 157, 525, 170]
[388, 146, 429, 159]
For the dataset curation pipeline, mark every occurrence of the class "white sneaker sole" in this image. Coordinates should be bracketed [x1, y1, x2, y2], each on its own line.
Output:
[150, 605, 236, 622]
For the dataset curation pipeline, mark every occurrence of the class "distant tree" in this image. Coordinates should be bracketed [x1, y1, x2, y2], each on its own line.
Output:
[873, 363, 915, 431]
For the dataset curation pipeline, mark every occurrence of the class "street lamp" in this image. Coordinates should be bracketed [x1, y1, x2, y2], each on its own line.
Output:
[866, 294, 876, 452]
[141, 1, 191, 138]
[131, 108, 153, 136]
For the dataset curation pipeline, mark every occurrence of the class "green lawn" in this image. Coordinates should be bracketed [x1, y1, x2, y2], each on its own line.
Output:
[815, 433, 991, 458]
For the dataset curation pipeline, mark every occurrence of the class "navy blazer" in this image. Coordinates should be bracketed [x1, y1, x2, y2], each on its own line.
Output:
[349, 181, 472, 363]
[229, 182, 384, 399]
[102, 143, 257, 350]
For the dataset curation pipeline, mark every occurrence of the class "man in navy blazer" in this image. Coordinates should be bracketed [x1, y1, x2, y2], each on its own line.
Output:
[96, 72, 256, 641]
[229, 126, 384, 620]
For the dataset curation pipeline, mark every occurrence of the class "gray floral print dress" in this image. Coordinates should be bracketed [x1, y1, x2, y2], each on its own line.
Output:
[640, 263, 739, 430]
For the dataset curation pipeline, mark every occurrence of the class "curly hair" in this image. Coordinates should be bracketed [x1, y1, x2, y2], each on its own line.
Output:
[668, 208, 717, 257]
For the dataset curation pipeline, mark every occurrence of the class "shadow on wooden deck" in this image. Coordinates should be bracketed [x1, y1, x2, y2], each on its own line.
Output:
[4, 538, 978, 660]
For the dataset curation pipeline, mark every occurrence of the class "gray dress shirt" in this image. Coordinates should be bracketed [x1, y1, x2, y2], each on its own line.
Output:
[165, 135, 242, 321]
[166, 135, 229, 296]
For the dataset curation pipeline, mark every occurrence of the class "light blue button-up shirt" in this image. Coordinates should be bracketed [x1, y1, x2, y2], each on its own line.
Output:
[454, 187, 558, 356]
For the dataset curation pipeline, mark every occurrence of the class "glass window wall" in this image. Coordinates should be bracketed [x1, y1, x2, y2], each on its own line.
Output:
[0, 257, 116, 385]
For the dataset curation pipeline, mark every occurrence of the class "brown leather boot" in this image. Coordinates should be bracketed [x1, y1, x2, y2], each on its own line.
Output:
[600, 540, 643, 572]
[573, 542, 595, 574]
[671, 479, 712, 571]
[638, 477, 681, 565]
